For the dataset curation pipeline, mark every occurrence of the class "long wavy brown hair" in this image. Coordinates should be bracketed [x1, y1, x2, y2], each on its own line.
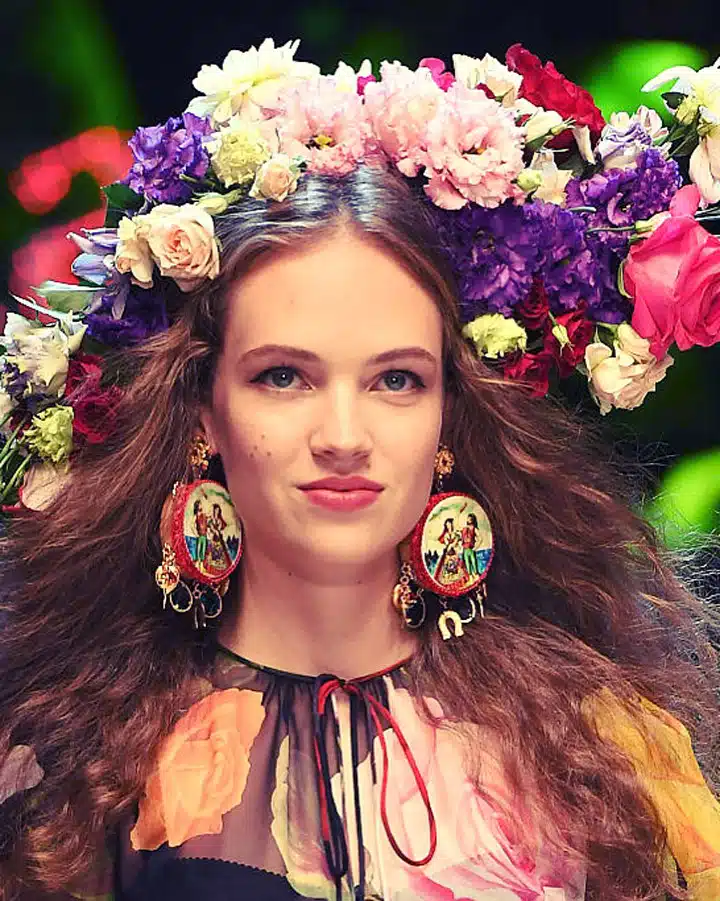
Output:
[1, 166, 718, 900]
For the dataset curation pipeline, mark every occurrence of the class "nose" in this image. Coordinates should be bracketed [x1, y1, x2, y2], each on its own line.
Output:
[309, 380, 372, 462]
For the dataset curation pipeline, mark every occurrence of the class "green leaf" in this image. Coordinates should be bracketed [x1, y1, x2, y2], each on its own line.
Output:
[6, 293, 75, 323]
[33, 281, 101, 313]
[661, 90, 686, 111]
[102, 182, 143, 212]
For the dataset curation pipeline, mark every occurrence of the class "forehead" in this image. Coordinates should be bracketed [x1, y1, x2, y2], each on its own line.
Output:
[222, 230, 443, 356]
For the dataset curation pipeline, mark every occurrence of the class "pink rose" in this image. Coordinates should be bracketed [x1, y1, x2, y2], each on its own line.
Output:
[624, 185, 720, 357]
[139, 204, 220, 292]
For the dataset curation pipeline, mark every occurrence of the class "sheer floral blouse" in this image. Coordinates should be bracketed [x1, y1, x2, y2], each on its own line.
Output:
[5, 641, 720, 900]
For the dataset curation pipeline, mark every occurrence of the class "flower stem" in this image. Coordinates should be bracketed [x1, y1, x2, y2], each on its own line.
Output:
[586, 225, 636, 234]
[0, 414, 30, 472]
[0, 453, 33, 505]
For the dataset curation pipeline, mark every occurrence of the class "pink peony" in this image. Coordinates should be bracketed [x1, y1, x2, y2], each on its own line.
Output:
[363, 61, 444, 177]
[276, 74, 372, 176]
[625, 184, 720, 357]
[421, 81, 526, 209]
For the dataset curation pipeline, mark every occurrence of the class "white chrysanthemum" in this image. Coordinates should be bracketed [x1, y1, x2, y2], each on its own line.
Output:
[206, 117, 275, 187]
[187, 38, 321, 124]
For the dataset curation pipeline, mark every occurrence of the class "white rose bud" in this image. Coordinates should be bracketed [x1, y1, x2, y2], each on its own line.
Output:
[249, 154, 301, 202]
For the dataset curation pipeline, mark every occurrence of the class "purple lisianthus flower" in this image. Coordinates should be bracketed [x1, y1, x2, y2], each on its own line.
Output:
[85, 282, 171, 347]
[431, 201, 546, 319]
[69, 227, 119, 286]
[123, 112, 212, 204]
[567, 149, 681, 241]
[564, 149, 681, 322]
[595, 119, 653, 169]
[532, 202, 602, 313]
[0, 362, 30, 401]
[586, 240, 631, 323]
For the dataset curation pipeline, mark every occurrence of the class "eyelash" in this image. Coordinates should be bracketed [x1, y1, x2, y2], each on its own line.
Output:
[251, 366, 427, 393]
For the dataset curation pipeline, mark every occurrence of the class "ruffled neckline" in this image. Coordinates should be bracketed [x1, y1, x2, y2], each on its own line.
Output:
[212, 638, 415, 683]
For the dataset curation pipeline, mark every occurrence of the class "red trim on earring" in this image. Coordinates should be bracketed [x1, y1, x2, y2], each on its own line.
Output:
[162, 479, 243, 585]
[409, 491, 494, 598]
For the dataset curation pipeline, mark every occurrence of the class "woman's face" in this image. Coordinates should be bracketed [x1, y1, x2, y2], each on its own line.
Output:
[201, 228, 444, 575]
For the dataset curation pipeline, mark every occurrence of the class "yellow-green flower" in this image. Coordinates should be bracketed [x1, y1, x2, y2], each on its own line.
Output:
[207, 118, 274, 188]
[23, 406, 74, 464]
[462, 313, 527, 358]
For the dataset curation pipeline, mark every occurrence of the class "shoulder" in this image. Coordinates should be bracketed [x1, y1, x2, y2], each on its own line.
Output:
[130, 685, 266, 852]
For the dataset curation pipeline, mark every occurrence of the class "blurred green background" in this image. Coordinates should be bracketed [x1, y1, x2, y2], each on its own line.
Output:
[1, 0, 718, 546]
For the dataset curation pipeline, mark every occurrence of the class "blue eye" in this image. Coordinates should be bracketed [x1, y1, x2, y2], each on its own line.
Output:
[252, 367, 425, 392]
[253, 366, 300, 389]
[380, 370, 425, 392]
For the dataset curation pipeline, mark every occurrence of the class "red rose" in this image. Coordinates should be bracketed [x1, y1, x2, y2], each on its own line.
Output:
[543, 304, 595, 378]
[625, 185, 720, 357]
[516, 278, 550, 330]
[502, 351, 554, 397]
[65, 353, 123, 446]
[505, 44, 605, 148]
[419, 58, 455, 91]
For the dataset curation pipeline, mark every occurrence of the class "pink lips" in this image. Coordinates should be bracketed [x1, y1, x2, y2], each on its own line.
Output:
[298, 476, 384, 512]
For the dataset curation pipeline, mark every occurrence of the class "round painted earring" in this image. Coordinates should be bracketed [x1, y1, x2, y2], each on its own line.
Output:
[155, 435, 243, 629]
[405, 445, 493, 640]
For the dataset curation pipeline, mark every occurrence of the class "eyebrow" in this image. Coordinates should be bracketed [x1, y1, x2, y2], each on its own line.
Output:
[239, 344, 439, 367]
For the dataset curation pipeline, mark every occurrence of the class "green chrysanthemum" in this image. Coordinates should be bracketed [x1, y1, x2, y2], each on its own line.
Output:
[23, 406, 74, 464]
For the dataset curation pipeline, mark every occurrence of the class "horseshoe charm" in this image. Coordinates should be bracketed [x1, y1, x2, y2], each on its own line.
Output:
[438, 609, 464, 640]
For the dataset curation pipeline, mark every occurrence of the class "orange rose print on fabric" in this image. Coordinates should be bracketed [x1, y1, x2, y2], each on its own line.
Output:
[584, 689, 720, 901]
[130, 688, 266, 850]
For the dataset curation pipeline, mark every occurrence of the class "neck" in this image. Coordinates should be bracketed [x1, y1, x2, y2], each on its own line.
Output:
[216, 539, 420, 679]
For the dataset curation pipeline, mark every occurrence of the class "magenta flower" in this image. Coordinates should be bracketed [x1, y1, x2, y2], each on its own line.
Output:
[419, 57, 455, 91]
[277, 75, 372, 176]
[421, 81, 526, 210]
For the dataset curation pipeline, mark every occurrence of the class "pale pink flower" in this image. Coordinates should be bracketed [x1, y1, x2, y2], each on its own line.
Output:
[363, 61, 444, 177]
[139, 204, 220, 292]
[584, 324, 674, 415]
[276, 74, 371, 176]
[421, 81, 526, 209]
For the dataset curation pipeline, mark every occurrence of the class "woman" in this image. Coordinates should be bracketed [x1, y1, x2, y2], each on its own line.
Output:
[0, 41, 719, 901]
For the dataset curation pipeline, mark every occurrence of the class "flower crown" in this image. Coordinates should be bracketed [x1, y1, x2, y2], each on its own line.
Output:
[2, 39, 720, 512]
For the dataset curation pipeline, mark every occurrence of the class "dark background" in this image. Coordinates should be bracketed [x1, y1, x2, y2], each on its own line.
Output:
[2, 0, 719, 540]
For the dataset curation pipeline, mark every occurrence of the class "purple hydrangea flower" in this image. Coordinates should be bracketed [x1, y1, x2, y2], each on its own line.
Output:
[123, 112, 212, 204]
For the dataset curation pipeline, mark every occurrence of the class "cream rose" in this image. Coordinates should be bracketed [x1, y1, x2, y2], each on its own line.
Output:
[249, 154, 301, 202]
[140, 204, 220, 292]
[584, 324, 674, 415]
[115, 216, 155, 288]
